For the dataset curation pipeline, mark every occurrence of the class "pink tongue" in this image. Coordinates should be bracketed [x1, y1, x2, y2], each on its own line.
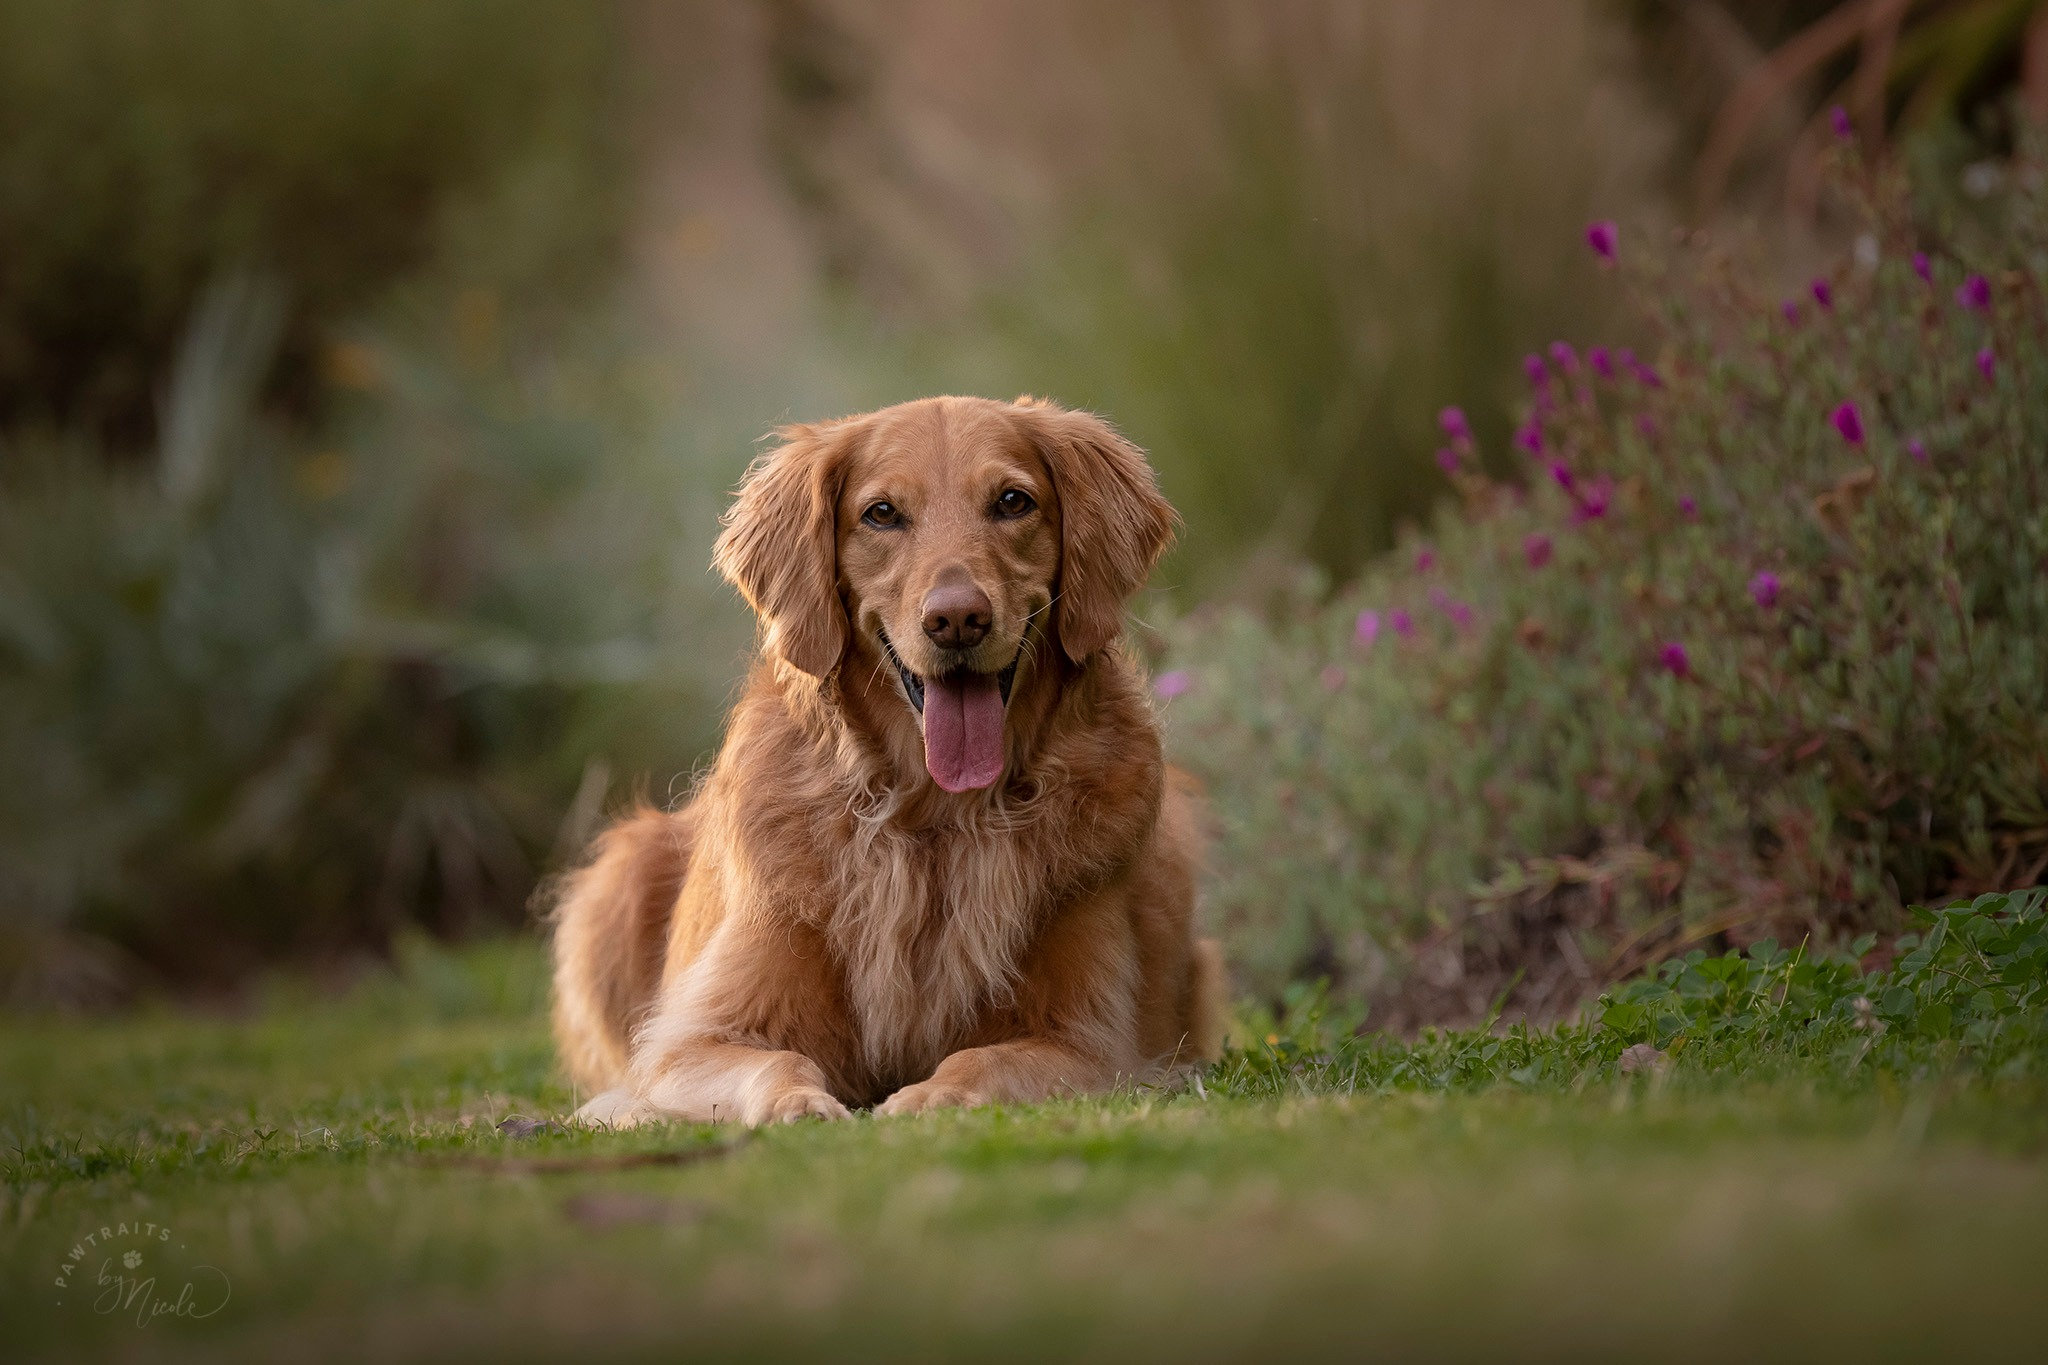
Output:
[920, 672, 1006, 792]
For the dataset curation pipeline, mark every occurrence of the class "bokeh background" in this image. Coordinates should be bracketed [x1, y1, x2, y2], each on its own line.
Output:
[3, 0, 2043, 1013]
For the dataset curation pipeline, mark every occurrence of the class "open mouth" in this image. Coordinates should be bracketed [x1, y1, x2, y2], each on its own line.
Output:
[879, 633, 1019, 714]
[879, 631, 1021, 793]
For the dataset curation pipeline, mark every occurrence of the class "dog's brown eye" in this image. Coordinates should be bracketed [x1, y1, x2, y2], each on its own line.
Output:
[994, 488, 1036, 518]
[862, 501, 903, 529]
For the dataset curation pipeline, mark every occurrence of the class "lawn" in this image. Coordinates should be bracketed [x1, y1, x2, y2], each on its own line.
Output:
[4, 927, 2046, 1363]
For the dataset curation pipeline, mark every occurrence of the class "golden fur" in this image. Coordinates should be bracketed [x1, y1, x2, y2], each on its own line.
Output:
[550, 395, 1222, 1125]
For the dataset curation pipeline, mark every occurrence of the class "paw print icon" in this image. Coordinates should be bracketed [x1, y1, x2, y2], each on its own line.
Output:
[122, 1250, 143, 1270]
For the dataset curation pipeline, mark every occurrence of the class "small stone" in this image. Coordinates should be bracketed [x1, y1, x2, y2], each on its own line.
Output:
[496, 1115, 562, 1139]
[1618, 1043, 1669, 1075]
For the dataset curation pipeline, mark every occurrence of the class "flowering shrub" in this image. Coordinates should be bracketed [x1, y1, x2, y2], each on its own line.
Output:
[1161, 132, 2048, 1024]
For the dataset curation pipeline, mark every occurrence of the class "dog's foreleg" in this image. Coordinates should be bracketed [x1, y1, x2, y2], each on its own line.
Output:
[573, 1049, 852, 1128]
[575, 910, 855, 1128]
[879, 884, 1144, 1115]
[876, 1037, 1125, 1115]
[573, 1041, 849, 1127]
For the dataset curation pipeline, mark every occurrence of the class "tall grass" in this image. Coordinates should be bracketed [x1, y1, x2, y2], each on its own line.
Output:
[0, 0, 624, 446]
[803, 0, 1671, 591]
[0, 4, 791, 1001]
[0, 272, 771, 1002]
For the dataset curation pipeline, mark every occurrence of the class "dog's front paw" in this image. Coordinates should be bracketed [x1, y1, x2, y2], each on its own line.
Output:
[745, 1085, 852, 1127]
[571, 1088, 664, 1130]
[877, 1079, 985, 1117]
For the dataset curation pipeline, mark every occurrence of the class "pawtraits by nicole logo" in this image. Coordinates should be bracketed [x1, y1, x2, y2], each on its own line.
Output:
[52, 1219, 231, 1328]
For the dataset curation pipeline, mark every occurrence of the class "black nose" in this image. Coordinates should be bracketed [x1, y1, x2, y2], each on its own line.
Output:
[922, 582, 992, 649]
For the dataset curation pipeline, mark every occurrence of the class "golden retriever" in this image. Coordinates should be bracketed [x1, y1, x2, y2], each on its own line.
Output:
[550, 395, 1222, 1125]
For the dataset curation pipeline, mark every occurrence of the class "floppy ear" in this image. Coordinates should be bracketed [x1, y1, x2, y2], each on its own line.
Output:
[1026, 402, 1178, 663]
[713, 420, 860, 679]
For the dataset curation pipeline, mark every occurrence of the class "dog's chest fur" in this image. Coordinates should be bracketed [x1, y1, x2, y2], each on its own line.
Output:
[826, 810, 1044, 1090]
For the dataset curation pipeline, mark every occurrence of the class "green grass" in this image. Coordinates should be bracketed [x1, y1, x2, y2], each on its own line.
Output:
[4, 926, 2046, 1363]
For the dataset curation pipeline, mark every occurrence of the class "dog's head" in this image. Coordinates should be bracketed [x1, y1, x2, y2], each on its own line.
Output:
[714, 396, 1175, 793]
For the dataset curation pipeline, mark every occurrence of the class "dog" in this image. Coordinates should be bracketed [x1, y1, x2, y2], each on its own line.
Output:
[549, 395, 1223, 1126]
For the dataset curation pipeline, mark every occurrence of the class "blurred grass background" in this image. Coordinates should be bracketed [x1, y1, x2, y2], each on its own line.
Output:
[1, 0, 2041, 1007]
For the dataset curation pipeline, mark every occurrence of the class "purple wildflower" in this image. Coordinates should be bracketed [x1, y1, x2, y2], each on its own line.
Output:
[1907, 438, 1928, 464]
[1438, 406, 1472, 444]
[1659, 642, 1690, 678]
[1829, 105, 1853, 140]
[1679, 495, 1698, 520]
[1589, 346, 1614, 379]
[1548, 341, 1580, 373]
[1912, 251, 1931, 283]
[1524, 353, 1550, 386]
[1514, 421, 1545, 456]
[1749, 571, 1781, 608]
[1977, 347, 1996, 381]
[1415, 547, 1436, 573]
[1524, 533, 1553, 569]
[1782, 299, 1801, 325]
[1446, 600, 1475, 630]
[1572, 474, 1615, 524]
[1811, 278, 1833, 311]
[1547, 461, 1575, 492]
[1154, 669, 1190, 699]
[1586, 220, 1618, 261]
[1435, 446, 1460, 474]
[1356, 609, 1381, 646]
[1830, 401, 1865, 446]
[1389, 608, 1415, 639]
[1629, 357, 1664, 388]
[1956, 274, 1991, 311]
[1636, 413, 1658, 439]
